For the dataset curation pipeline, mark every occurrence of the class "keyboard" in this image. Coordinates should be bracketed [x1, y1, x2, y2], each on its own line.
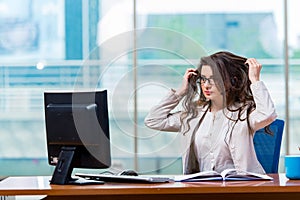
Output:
[0, 176, 8, 182]
[75, 172, 174, 183]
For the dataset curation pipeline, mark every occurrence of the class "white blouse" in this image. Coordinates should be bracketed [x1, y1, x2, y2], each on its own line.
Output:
[194, 110, 234, 173]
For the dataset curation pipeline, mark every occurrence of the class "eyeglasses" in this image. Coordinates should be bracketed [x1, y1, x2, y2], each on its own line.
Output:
[198, 76, 215, 85]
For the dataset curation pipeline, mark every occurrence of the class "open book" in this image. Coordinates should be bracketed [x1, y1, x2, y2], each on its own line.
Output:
[174, 169, 273, 182]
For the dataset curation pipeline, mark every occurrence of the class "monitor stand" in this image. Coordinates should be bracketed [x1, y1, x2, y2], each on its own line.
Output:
[50, 146, 104, 185]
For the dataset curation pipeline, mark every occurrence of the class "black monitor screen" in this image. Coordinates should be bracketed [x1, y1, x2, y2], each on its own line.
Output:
[44, 90, 111, 184]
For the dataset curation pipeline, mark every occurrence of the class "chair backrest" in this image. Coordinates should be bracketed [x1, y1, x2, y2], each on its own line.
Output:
[253, 119, 284, 173]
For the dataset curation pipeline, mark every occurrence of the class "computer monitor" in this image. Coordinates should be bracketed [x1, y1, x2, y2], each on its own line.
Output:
[44, 90, 111, 185]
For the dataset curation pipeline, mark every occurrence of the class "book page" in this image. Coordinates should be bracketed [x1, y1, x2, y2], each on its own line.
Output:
[221, 169, 273, 181]
[174, 171, 222, 182]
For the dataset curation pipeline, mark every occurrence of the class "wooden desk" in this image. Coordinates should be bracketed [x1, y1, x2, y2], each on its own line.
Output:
[0, 174, 300, 200]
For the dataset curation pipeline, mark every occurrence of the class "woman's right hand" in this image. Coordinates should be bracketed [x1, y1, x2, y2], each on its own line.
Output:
[176, 68, 198, 97]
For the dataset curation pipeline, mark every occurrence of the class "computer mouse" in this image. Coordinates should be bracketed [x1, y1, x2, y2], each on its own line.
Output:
[119, 169, 139, 176]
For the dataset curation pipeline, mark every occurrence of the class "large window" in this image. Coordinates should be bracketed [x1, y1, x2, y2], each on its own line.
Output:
[288, 0, 300, 156]
[0, 0, 298, 175]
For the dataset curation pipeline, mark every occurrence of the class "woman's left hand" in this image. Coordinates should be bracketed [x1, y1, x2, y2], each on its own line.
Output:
[245, 58, 262, 83]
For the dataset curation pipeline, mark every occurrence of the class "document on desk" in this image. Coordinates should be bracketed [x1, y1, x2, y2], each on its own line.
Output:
[75, 173, 174, 183]
[174, 169, 273, 182]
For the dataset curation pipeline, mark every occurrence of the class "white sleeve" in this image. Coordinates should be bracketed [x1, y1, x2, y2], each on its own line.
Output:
[249, 81, 277, 131]
[144, 89, 183, 132]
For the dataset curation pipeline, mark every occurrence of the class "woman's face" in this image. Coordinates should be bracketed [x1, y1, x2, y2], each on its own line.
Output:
[200, 65, 223, 102]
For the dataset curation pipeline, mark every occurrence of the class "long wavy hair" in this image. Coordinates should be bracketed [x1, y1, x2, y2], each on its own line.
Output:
[180, 51, 271, 136]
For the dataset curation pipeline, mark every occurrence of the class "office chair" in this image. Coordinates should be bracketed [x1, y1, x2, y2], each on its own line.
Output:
[253, 119, 284, 173]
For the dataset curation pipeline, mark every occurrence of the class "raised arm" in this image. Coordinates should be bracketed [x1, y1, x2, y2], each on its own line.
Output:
[144, 89, 183, 132]
[246, 58, 277, 131]
[144, 68, 197, 132]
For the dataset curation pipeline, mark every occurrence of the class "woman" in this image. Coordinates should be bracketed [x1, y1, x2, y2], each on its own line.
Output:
[144, 51, 277, 174]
